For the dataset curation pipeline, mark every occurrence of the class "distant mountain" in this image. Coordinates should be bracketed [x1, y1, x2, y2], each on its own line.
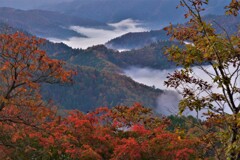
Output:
[106, 30, 169, 50]
[0, 7, 106, 39]
[45, 0, 229, 27]
[45, 0, 183, 25]
[66, 43, 177, 70]
[109, 42, 177, 69]
[38, 36, 178, 112]
[42, 66, 162, 112]
[0, 22, 29, 35]
[40, 42, 166, 112]
[106, 14, 240, 50]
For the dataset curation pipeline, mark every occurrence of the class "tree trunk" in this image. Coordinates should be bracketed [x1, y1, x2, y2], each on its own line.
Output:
[229, 119, 239, 160]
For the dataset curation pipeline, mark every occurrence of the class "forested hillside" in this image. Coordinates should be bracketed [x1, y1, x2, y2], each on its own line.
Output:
[106, 30, 169, 50]
[40, 40, 172, 111]
[42, 66, 162, 112]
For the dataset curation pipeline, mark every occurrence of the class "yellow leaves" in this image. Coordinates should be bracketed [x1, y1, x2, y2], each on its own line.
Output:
[178, 136, 182, 140]
[225, 0, 240, 16]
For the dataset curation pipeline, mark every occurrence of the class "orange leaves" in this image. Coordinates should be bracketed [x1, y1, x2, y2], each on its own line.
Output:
[0, 103, 199, 159]
[58, 104, 197, 159]
[0, 32, 74, 100]
[0, 32, 76, 159]
[0, 32, 74, 116]
[131, 124, 151, 135]
[112, 138, 145, 160]
[66, 145, 102, 160]
[175, 148, 195, 160]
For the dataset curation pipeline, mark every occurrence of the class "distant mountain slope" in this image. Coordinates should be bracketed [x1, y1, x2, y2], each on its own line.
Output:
[42, 66, 162, 112]
[0, 22, 29, 35]
[52, 42, 177, 73]
[106, 30, 169, 50]
[68, 43, 177, 70]
[43, 39, 177, 72]
[39, 37, 178, 112]
[106, 15, 240, 50]
[45, 0, 184, 25]
[46, 0, 229, 26]
[0, 7, 106, 39]
[41, 42, 165, 111]
[42, 42, 122, 73]
[111, 42, 177, 69]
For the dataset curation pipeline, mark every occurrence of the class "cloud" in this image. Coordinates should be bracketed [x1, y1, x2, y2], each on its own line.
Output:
[156, 90, 181, 116]
[123, 66, 176, 90]
[48, 19, 147, 49]
[123, 66, 182, 116]
[124, 65, 239, 117]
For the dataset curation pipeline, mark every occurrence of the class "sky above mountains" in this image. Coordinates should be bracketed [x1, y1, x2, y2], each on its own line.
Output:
[0, 0, 72, 9]
[0, 0, 230, 14]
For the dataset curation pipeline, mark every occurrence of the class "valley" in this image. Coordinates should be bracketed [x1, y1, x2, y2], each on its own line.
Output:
[0, 5, 238, 115]
[0, 1, 239, 159]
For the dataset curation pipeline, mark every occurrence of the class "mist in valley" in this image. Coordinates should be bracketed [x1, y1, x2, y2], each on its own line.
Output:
[124, 65, 238, 117]
[48, 19, 147, 49]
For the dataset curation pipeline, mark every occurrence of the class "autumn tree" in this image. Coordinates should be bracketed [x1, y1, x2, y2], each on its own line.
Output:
[0, 32, 74, 114]
[0, 32, 74, 158]
[164, 0, 240, 159]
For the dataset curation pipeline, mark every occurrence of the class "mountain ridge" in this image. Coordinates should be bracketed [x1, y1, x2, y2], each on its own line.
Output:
[0, 7, 107, 39]
[106, 14, 240, 50]
[45, 0, 229, 26]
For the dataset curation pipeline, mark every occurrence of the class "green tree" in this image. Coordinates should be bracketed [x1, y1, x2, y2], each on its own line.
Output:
[164, 0, 240, 159]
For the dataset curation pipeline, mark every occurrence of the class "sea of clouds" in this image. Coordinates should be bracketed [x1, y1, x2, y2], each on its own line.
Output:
[49, 19, 148, 49]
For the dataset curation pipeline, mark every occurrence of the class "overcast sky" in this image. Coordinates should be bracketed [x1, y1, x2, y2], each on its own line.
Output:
[0, 0, 230, 10]
[0, 0, 73, 9]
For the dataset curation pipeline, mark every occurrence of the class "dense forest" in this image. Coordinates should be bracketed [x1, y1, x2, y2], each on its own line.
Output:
[0, 0, 239, 159]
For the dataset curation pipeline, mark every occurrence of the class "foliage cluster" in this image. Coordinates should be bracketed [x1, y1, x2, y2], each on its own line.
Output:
[164, 0, 240, 159]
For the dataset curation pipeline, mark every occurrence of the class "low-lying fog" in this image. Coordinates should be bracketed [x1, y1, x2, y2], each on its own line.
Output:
[124, 66, 185, 116]
[124, 66, 238, 117]
[49, 19, 148, 49]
